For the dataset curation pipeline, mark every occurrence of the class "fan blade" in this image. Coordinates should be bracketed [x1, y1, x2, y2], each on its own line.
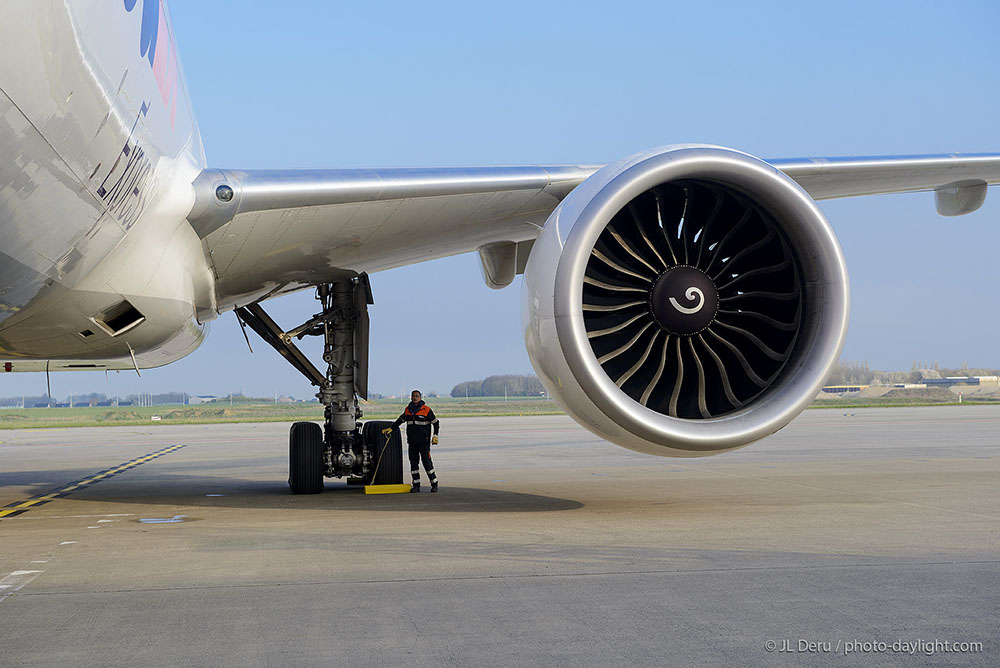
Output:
[591, 248, 656, 282]
[583, 300, 647, 312]
[606, 227, 659, 274]
[583, 276, 648, 293]
[717, 309, 797, 331]
[668, 337, 685, 417]
[704, 208, 753, 275]
[653, 188, 681, 266]
[678, 187, 691, 265]
[687, 337, 711, 418]
[587, 312, 649, 339]
[597, 322, 655, 363]
[715, 256, 793, 292]
[628, 202, 669, 270]
[712, 321, 788, 361]
[704, 328, 768, 388]
[710, 228, 775, 280]
[616, 330, 660, 387]
[693, 187, 726, 269]
[697, 333, 742, 408]
[640, 335, 671, 406]
[719, 289, 800, 303]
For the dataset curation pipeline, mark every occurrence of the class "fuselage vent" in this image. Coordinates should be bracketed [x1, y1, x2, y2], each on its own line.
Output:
[92, 300, 145, 336]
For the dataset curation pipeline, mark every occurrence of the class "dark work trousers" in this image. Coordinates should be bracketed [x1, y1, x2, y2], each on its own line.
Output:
[408, 440, 437, 486]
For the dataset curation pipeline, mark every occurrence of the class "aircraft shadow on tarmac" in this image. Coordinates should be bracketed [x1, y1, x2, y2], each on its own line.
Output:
[1, 468, 583, 514]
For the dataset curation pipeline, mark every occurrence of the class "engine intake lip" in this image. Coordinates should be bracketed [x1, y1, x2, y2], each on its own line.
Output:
[553, 145, 849, 453]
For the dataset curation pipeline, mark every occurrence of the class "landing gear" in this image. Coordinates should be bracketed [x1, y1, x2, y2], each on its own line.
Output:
[236, 274, 401, 494]
[288, 421, 323, 494]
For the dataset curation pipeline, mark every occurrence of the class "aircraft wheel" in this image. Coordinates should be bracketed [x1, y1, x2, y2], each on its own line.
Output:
[362, 421, 403, 485]
[288, 421, 324, 494]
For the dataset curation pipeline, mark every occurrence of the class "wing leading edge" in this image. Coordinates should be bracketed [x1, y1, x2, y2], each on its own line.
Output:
[188, 165, 597, 311]
[773, 152, 1000, 203]
[186, 152, 1000, 313]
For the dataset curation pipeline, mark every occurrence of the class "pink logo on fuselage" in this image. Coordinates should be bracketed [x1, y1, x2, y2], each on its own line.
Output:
[124, 0, 178, 127]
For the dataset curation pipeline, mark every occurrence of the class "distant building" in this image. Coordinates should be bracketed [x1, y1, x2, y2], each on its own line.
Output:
[921, 377, 980, 387]
[821, 385, 869, 394]
[188, 395, 218, 405]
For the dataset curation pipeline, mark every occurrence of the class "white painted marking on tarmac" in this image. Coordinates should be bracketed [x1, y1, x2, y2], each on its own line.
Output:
[59, 541, 77, 545]
[86, 526, 101, 529]
[97, 519, 114, 523]
[0, 569, 43, 603]
[139, 515, 186, 524]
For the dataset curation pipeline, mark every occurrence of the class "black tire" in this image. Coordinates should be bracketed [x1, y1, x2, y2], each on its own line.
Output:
[362, 421, 403, 485]
[288, 421, 324, 494]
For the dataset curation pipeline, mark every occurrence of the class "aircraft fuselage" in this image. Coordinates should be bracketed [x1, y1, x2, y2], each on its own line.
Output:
[0, 1, 213, 370]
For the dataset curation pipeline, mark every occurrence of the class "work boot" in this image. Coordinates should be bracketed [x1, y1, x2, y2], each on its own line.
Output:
[431, 483, 438, 493]
[410, 484, 420, 493]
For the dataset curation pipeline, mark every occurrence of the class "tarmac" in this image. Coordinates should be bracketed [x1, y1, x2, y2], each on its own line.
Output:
[0, 406, 997, 667]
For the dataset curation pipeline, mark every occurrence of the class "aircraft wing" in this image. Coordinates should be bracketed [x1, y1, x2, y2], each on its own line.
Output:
[187, 153, 1000, 312]
[772, 153, 1000, 200]
[188, 166, 598, 310]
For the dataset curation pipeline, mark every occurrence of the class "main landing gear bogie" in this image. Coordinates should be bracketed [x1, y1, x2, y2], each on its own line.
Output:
[237, 275, 403, 494]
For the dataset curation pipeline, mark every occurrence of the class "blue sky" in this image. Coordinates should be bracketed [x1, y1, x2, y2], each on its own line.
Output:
[7, 0, 1000, 400]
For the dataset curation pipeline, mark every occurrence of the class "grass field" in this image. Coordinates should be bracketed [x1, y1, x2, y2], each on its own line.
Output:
[812, 398, 998, 408]
[0, 396, 563, 430]
[0, 392, 995, 430]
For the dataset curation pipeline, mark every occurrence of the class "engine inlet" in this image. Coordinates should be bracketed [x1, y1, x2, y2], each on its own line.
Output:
[582, 180, 803, 419]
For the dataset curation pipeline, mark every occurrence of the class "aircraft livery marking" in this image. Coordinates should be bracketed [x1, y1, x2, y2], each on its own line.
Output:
[0, 444, 186, 519]
[123, 0, 178, 127]
[97, 103, 154, 230]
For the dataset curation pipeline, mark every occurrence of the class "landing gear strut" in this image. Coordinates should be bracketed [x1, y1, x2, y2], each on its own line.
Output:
[235, 275, 403, 493]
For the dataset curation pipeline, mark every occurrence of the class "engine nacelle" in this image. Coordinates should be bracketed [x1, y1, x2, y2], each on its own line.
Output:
[522, 145, 849, 457]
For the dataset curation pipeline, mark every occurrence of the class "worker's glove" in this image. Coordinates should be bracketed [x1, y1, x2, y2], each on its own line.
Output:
[431, 435, 439, 445]
[381, 427, 393, 436]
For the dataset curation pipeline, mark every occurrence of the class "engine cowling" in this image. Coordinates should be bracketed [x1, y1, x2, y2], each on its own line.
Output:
[522, 145, 849, 457]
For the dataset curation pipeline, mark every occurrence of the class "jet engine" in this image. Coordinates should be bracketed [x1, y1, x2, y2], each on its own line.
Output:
[522, 145, 850, 456]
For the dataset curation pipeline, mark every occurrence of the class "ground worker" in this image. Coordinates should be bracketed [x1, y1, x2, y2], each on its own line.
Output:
[384, 389, 440, 492]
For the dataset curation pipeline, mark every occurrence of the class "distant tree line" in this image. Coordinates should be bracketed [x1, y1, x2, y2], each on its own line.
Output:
[825, 361, 875, 386]
[0, 393, 53, 408]
[451, 374, 545, 398]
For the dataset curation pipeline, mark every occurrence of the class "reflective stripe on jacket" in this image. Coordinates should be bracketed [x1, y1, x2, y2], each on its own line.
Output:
[393, 401, 440, 442]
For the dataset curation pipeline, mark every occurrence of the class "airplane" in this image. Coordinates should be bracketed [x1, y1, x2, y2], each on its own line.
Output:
[2, 1, 999, 493]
